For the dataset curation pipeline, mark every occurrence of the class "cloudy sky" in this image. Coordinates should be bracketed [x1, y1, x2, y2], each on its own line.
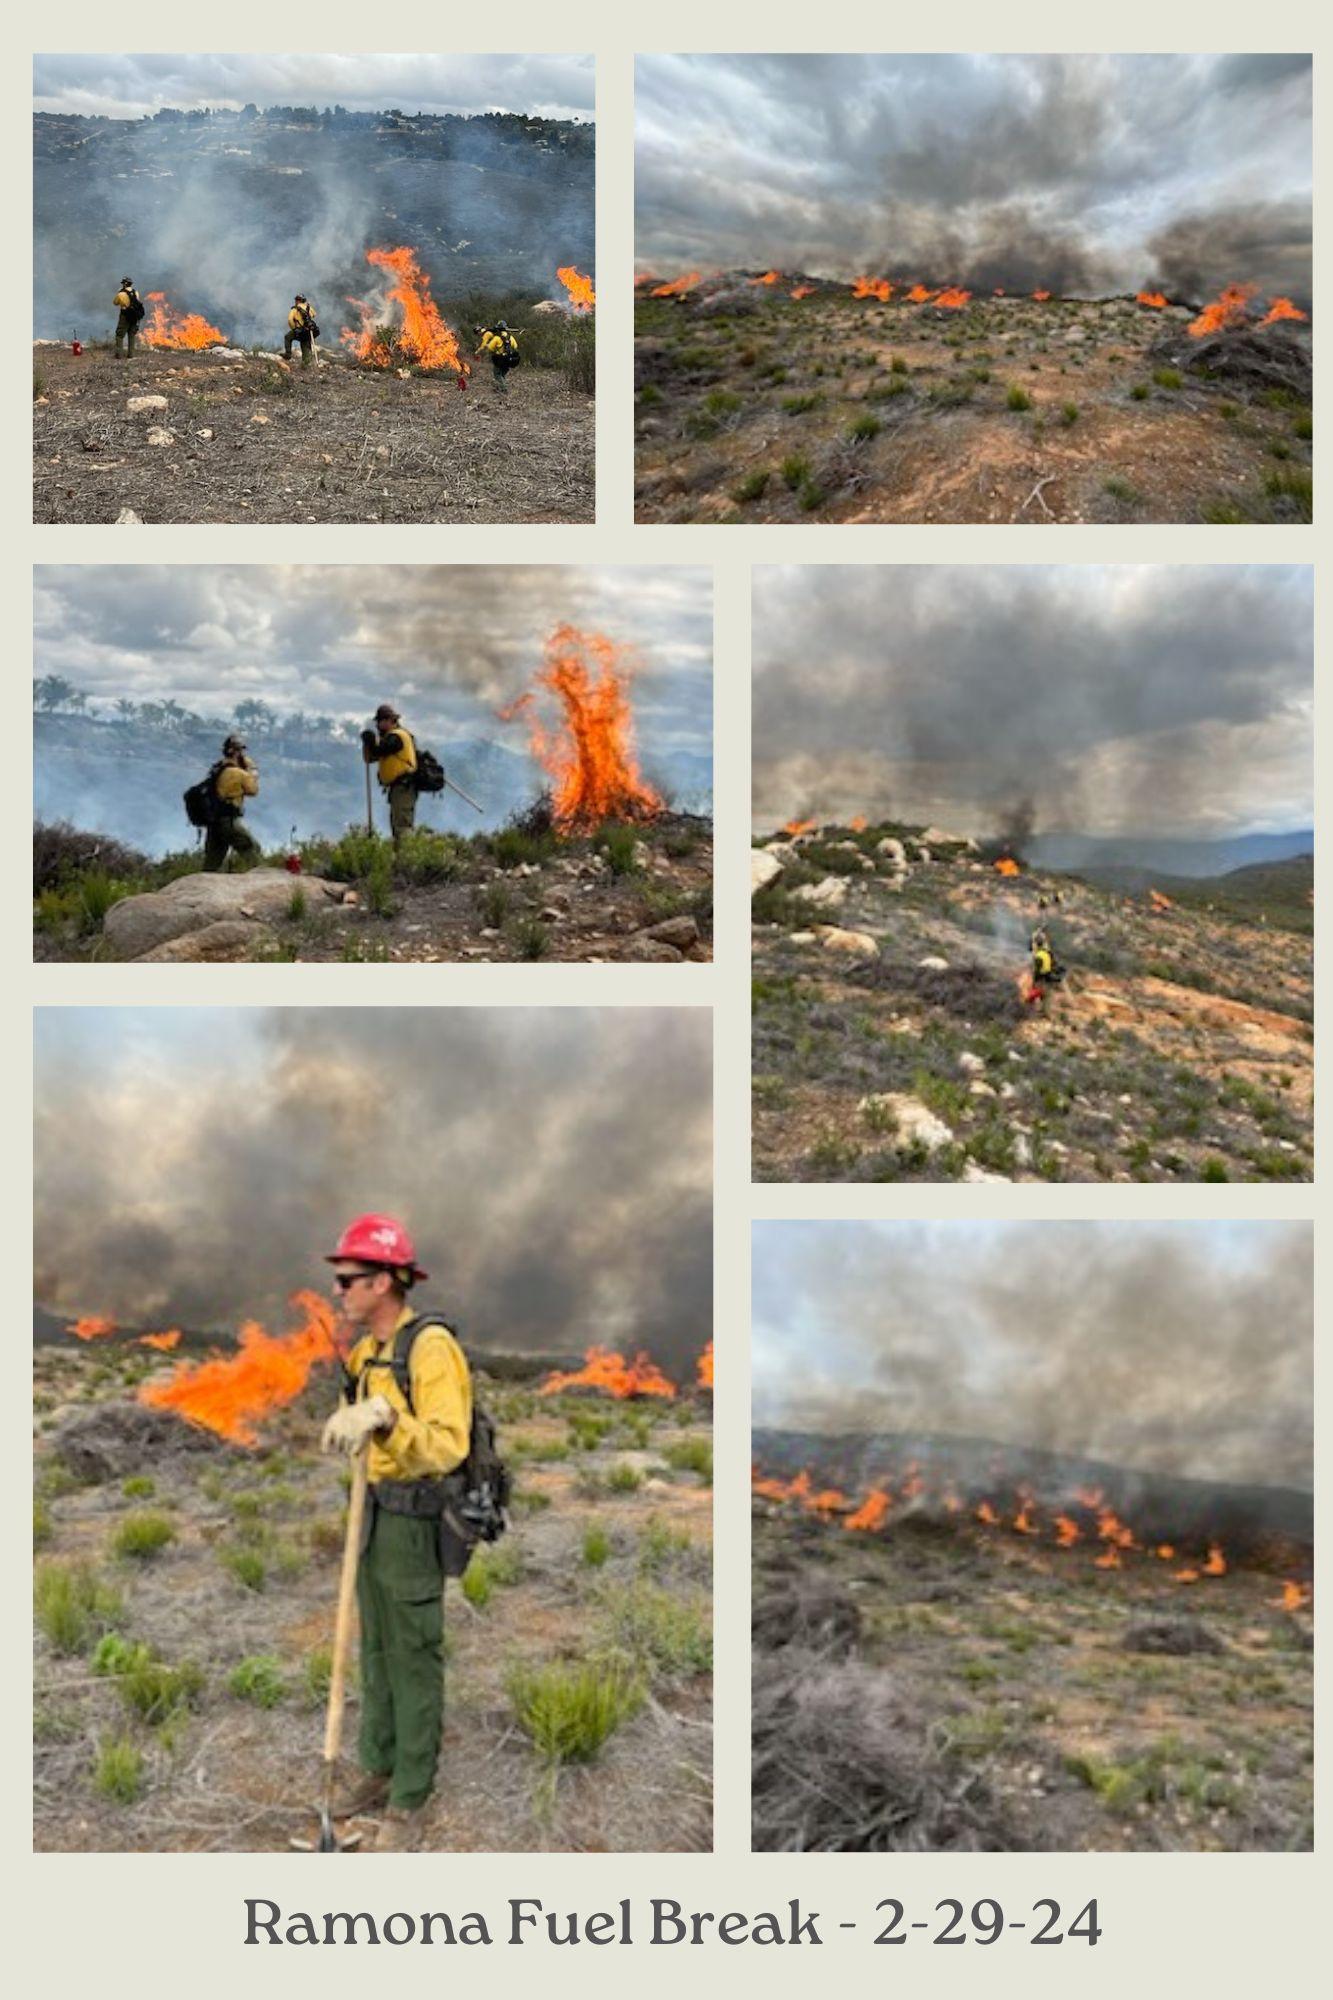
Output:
[34, 53, 593, 122]
[35, 565, 711, 761]
[35, 1009, 711, 1372]
[637, 54, 1312, 299]
[752, 564, 1311, 839]
[753, 1221, 1311, 1487]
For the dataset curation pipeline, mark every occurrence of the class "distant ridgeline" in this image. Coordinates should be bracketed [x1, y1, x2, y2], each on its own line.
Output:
[34, 105, 595, 341]
[34, 701, 712, 855]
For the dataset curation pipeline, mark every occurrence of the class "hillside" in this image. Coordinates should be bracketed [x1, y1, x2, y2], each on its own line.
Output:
[636, 282, 1312, 525]
[751, 820, 1312, 1182]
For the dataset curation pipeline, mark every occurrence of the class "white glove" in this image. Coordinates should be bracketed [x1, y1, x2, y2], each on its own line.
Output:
[321, 1395, 396, 1455]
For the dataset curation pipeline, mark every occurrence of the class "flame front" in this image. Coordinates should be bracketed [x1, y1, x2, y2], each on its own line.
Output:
[143, 293, 226, 350]
[933, 287, 972, 309]
[1189, 283, 1256, 337]
[1260, 297, 1308, 327]
[783, 817, 817, 836]
[696, 1341, 714, 1391]
[749, 270, 781, 287]
[67, 1315, 117, 1342]
[1137, 290, 1168, 309]
[993, 856, 1021, 878]
[1032, 290, 1052, 302]
[557, 265, 596, 313]
[341, 246, 466, 373]
[852, 277, 893, 301]
[500, 624, 664, 833]
[538, 1345, 676, 1400]
[650, 272, 700, 298]
[906, 284, 937, 304]
[139, 1329, 182, 1352]
[791, 285, 816, 300]
[138, 1289, 340, 1445]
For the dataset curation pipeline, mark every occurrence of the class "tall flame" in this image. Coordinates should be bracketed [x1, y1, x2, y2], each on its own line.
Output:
[538, 1346, 676, 1400]
[143, 293, 226, 350]
[557, 265, 596, 313]
[1189, 283, 1255, 337]
[138, 1290, 340, 1445]
[499, 624, 663, 833]
[696, 1341, 714, 1391]
[341, 246, 466, 373]
[852, 277, 893, 301]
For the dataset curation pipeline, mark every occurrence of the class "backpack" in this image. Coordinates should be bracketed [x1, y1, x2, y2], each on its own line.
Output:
[497, 331, 520, 365]
[130, 294, 146, 324]
[183, 763, 224, 829]
[413, 746, 446, 794]
[351, 1313, 511, 1574]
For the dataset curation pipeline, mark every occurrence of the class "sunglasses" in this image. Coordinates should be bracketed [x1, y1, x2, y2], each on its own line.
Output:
[334, 1272, 380, 1292]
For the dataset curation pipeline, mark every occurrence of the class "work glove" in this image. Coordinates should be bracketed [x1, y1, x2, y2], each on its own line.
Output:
[321, 1395, 396, 1455]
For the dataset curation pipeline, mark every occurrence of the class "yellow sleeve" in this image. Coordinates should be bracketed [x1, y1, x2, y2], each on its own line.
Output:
[115, 291, 131, 309]
[380, 1328, 471, 1479]
[239, 768, 259, 797]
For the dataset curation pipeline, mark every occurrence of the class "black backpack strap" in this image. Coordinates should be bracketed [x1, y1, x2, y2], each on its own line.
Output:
[375, 1312, 457, 1417]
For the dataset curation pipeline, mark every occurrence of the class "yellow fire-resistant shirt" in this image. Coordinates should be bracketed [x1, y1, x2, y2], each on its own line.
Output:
[115, 289, 135, 311]
[374, 726, 416, 787]
[346, 1306, 472, 1484]
[478, 330, 518, 356]
[288, 305, 314, 333]
[214, 763, 259, 807]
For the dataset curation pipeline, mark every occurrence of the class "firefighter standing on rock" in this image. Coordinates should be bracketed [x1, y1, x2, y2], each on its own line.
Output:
[362, 704, 419, 847]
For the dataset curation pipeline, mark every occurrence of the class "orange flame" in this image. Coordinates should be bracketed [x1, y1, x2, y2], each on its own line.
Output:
[1201, 1543, 1227, 1577]
[993, 856, 1021, 877]
[650, 272, 700, 298]
[852, 277, 893, 301]
[976, 1500, 1000, 1527]
[933, 288, 972, 310]
[844, 1488, 892, 1532]
[783, 817, 817, 836]
[1148, 888, 1173, 912]
[791, 285, 816, 300]
[556, 265, 595, 313]
[1032, 290, 1052, 302]
[66, 1315, 117, 1342]
[340, 246, 466, 373]
[1189, 283, 1255, 337]
[1136, 291, 1168, 309]
[696, 1341, 714, 1391]
[138, 1290, 340, 1446]
[139, 1329, 183, 1352]
[749, 270, 781, 286]
[498, 624, 663, 833]
[539, 1345, 676, 1400]
[1054, 1514, 1081, 1547]
[1259, 296, 1308, 327]
[849, 814, 868, 832]
[142, 292, 226, 350]
[1274, 1579, 1311, 1611]
[906, 284, 937, 304]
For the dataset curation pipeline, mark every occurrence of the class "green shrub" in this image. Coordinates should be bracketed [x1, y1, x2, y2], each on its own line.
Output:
[703, 388, 742, 417]
[598, 823, 641, 876]
[94, 1736, 145, 1804]
[846, 411, 881, 441]
[1060, 402, 1079, 425]
[797, 481, 826, 512]
[94, 1635, 204, 1723]
[111, 1512, 176, 1561]
[302, 1645, 335, 1704]
[663, 1437, 713, 1484]
[229, 1655, 287, 1707]
[1006, 384, 1032, 411]
[509, 915, 551, 961]
[1153, 367, 1183, 390]
[780, 452, 810, 490]
[395, 829, 464, 885]
[506, 1659, 644, 1765]
[1262, 465, 1313, 522]
[477, 880, 512, 928]
[733, 468, 770, 503]
[33, 1499, 53, 1547]
[637, 1516, 693, 1573]
[35, 1560, 123, 1654]
[460, 1557, 494, 1609]
[598, 1579, 712, 1678]
[890, 354, 909, 374]
[582, 1523, 612, 1568]
[607, 1463, 643, 1495]
[121, 1476, 156, 1500]
[780, 393, 820, 415]
[221, 1546, 267, 1592]
[1130, 382, 1151, 400]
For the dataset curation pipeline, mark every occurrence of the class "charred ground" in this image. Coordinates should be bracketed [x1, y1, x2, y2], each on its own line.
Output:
[635, 285, 1311, 525]
[751, 821, 1312, 1182]
[752, 1495, 1312, 1853]
[34, 336, 593, 525]
[34, 1339, 712, 1854]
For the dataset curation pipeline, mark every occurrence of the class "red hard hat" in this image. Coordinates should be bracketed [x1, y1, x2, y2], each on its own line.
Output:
[326, 1212, 428, 1282]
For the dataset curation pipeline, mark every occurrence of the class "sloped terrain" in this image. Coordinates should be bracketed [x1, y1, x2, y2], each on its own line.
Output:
[751, 823, 1312, 1182]
[34, 1340, 712, 1853]
[752, 1505, 1312, 1853]
[636, 286, 1311, 524]
[34, 342, 593, 524]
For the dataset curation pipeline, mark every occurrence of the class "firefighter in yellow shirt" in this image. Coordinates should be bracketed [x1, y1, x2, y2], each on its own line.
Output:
[474, 319, 520, 393]
[202, 736, 260, 872]
[320, 1213, 472, 1851]
[283, 294, 319, 366]
[362, 703, 419, 846]
[113, 278, 144, 358]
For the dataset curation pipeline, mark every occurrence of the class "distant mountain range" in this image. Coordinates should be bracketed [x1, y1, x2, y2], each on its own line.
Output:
[1032, 829, 1312, 878]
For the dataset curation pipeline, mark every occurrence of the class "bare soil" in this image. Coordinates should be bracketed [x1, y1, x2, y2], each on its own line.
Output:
[34, 1343, 712, 1853]
[636, 292, 1312, 524]
[33, 343, 594, 524]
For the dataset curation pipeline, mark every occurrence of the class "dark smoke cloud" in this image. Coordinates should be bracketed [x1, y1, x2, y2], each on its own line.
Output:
[753, 1222, 1311, 1489]
[637, 54, 1312, 299]
[34, 1009, 712, 1372]
[751, 564, 1312, 840]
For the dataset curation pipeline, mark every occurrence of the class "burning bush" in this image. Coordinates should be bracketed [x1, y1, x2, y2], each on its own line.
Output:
[500, 627, 664, 834]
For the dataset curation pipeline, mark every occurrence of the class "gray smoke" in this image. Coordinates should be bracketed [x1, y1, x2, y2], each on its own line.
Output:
[753, 1222, 1311, 1489]
[34, 1009, 712, 1371]
[637, 54, 1312, 300]
[752, 564, 1312, 840]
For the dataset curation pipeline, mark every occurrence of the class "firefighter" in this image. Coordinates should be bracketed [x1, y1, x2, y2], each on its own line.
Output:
[474, 319, 519, 393]
[284, 294, 319, 366]
[362, 703, 418, 846]
[1028, 926, 1066, 1004]
[113, 277, 143, 358]
[203, 736, 260, 872]
[320, 1213, 472, 1853]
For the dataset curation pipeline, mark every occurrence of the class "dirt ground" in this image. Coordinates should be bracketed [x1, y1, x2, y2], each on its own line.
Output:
[752, 1508, 1312, 1853]
[33, 343, 594, 524]
[34, 1342, 712, 1853]
[636, 291, 1311, 524]
[752, 824, 1312, 1183]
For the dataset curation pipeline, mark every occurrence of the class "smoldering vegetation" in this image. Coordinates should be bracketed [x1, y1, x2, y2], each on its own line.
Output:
[753, 1223, 1311, 1491]
[33, 1009, 712, 1372]
[751, 566, 1312, 850]
[34, 107, 594, 343]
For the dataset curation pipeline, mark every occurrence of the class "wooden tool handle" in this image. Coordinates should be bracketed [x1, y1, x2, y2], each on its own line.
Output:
[323, 1448, 370, 1765]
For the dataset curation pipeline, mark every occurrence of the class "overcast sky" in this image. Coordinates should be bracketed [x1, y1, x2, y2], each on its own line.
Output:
[34, 53, 593, 122]
[35, 1008, 711, 1370]
[35, 565, 711, 760]
[752, 565, 1311, 839]
[753, 1220, 1311, 1487]
[637, 54, 1312, 298]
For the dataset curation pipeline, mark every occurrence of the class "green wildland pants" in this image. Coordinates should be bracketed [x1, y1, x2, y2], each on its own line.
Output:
[202, 817, 259, 872]
[356, 1506, 445, 1809]
[284, 331, 312, 366]
[388, 777, 417, 845]
[114, 311, 137, 357]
